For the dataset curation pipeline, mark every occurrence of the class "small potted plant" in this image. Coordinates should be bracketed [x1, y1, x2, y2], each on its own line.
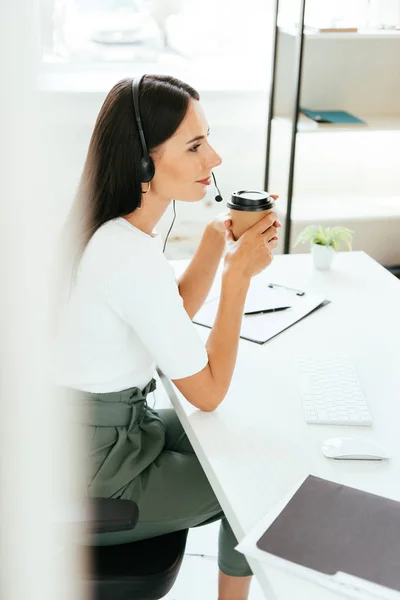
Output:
[294, 225, 353, 270]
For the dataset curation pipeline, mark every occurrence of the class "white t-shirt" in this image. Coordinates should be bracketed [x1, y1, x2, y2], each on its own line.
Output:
[53, 217, 208, 393]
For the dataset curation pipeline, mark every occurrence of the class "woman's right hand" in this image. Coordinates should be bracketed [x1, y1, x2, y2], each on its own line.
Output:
[223, 211, 279, 280]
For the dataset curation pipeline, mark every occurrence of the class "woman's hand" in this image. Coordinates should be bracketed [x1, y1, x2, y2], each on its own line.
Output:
[224, 210, 280, 280]
[208, 211, 233, 239]
[223, 193, 282, 280]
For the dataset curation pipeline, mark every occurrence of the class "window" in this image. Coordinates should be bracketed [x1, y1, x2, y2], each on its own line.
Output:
[44, 0, 165, 63]
[40, 0, 274, 91]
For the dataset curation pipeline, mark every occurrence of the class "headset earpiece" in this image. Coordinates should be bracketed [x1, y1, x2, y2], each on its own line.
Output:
[140, 156, 155, 183]
[132, 76, 155, 183]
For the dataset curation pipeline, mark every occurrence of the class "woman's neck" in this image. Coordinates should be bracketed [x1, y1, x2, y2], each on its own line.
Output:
[124, 191, 171, 237]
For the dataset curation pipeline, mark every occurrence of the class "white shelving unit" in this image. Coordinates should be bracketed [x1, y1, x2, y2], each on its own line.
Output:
[265, 3, 400, 265]
[274, 27, 400, 118]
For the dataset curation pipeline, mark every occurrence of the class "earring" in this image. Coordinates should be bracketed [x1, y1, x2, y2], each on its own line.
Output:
[142, 181, 151, 194]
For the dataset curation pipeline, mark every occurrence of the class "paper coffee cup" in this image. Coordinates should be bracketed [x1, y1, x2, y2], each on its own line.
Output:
[227, 190, 275, 240]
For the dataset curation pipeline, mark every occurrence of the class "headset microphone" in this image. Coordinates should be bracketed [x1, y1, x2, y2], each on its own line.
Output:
[212, 172, 223, 202]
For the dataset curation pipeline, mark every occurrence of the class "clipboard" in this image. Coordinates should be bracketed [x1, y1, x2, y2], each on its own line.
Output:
[236, 475, 400, 600]
[193, 282, 330, 344]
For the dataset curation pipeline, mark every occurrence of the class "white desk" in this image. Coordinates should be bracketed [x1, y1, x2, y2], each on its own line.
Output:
[165, 251, 400, 600]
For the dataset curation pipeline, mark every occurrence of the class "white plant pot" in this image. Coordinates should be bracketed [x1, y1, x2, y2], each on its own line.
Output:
[312, 244, 336, 270]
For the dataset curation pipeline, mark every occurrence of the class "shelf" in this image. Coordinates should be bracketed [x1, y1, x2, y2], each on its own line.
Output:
[278, 26, 400, 40]
[273, 114, 400, 133]
[276, 196, 400, 221]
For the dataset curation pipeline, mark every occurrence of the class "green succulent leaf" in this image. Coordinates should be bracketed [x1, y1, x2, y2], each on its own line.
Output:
[294, 224, 353, 251]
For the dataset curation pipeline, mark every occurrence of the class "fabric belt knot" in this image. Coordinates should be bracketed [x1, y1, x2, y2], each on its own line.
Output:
[72, 378, 157, 428]
[128, 377, 157, 401]
[127, 378, 157, 427]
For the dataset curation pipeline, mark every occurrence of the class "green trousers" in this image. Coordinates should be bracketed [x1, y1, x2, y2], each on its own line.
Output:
[75, 379, 252, 577]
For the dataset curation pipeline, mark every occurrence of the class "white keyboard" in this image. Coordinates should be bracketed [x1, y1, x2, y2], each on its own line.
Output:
[296, 357, 372, 426]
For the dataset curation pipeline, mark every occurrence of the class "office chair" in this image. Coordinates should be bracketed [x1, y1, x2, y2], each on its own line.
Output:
[78, 497, 188, 600]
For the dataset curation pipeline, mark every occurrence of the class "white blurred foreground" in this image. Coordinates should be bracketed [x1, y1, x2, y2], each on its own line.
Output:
[0, 1, 86, 598]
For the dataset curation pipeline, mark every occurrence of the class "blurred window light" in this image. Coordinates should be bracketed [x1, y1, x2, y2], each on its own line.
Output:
[40, 0, 275, 89]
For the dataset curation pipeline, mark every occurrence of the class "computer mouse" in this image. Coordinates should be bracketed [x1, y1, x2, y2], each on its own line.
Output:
[322, 437, 391, 461]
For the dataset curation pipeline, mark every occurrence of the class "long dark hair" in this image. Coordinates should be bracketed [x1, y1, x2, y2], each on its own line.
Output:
[59, 74, 199, 290]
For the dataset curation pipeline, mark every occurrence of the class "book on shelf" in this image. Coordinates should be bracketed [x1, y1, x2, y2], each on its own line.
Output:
[300, 108, 366, 125]
[305, 26, 358, 33]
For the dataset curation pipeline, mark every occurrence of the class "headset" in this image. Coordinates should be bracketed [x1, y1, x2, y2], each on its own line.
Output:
[131, 75, 155, 183]
[131, 75, 223, 252]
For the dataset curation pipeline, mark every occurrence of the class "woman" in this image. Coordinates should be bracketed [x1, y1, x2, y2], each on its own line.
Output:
[55, 74, 279, 600]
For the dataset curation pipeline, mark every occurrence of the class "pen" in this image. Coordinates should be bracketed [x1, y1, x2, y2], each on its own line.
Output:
[244, 306, 291, 316]
[268, 283, 305, 296]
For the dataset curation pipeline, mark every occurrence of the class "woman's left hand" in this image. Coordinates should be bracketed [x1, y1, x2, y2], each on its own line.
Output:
[208, 211, 233, 239]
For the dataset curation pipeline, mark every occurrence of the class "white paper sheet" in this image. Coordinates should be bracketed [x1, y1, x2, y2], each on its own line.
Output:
[193, 290, 328, 344]
[243, 280, 296, 313]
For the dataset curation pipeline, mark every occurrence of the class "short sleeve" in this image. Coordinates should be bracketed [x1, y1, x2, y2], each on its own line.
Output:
[107, 251, 208, 380]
